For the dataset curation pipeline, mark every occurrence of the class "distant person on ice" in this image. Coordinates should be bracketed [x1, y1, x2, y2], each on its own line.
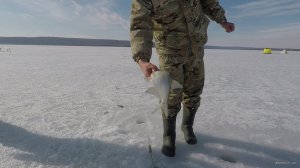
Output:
[130, 0, 234, 157]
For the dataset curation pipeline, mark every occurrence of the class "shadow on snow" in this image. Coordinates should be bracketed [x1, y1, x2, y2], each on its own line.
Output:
[174, 133, 299, 168]
[0, 120, 299, 168]
[0, 120, 148, 168]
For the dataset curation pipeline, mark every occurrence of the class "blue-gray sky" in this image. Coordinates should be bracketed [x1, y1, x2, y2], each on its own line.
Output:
[0, 0, 299, 48]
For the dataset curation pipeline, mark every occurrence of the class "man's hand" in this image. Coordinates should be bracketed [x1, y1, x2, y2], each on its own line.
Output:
[221, 22, 235, 33]
[138, 59, 159, 77]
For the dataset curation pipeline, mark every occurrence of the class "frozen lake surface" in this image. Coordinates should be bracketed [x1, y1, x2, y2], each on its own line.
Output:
[0, 45, 299, 168]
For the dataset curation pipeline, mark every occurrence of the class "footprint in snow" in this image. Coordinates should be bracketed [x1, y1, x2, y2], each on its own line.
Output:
[219, 154, 237, 163]
[136, 119, 145, 125]
[118, 105, 124, 108]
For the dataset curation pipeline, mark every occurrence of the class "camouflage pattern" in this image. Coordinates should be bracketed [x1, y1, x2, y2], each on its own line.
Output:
[130, 0, 226, 118]
[130, 0, 227, 62]
[159, 47, 205, 118]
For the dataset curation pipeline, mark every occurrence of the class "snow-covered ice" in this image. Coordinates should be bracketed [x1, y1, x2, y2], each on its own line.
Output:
[0, 45, 299, 168]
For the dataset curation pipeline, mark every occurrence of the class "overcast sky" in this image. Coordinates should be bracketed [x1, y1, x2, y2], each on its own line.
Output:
[0, 0, 299, 48]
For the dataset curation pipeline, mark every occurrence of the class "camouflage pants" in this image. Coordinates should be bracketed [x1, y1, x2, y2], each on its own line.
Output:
[159, 48, 205, 119]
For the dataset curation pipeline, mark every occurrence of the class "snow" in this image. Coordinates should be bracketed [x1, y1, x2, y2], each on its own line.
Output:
[0, 45, 299, 168]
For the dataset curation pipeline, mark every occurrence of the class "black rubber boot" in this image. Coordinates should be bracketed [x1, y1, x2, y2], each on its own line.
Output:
[161, 117, 176, 157]
[181, 106, 197, 144]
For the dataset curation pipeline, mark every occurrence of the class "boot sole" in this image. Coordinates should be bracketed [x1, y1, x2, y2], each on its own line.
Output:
[162, 147, 175, 157]
[186, 139, 197, 145]
[181, 127, 198, 145]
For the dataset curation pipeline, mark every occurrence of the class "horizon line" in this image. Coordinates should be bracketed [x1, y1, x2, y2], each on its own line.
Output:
[0, 36, 299, 50]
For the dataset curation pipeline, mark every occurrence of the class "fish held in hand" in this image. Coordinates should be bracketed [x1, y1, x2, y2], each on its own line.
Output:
[145, 71, 182, 116]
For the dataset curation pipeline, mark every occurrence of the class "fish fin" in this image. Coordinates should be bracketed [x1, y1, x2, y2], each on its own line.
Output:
[171, 80, 182, 89]
[145, 87, 160, 98]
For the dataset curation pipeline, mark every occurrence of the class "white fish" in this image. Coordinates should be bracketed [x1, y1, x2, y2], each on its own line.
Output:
[145, 71, 182, 117]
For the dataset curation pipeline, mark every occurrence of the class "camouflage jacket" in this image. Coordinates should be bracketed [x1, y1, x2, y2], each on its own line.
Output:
[130, 0, 227, 62]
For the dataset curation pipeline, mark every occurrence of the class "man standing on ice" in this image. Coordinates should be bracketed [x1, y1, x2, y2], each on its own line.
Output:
[130, 0, 234, 157]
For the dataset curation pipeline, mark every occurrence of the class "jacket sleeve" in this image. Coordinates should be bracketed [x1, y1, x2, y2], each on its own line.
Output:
[200, 0, 227, 24]
[130, 0, 154, 63]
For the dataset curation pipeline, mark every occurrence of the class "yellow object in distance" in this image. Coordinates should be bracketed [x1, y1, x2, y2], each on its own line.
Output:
[263, 48, 272, 54]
